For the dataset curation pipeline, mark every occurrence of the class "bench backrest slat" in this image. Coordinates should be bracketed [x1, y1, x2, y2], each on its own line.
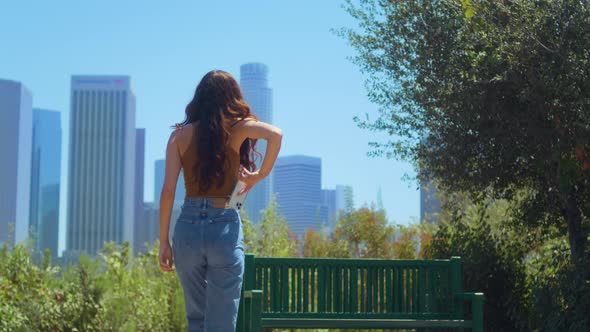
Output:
[248, 257, 458, 318]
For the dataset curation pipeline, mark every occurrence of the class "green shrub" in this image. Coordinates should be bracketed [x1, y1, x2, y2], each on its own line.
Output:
[0, 241, 186, 332]
[527, 235, 590, 331]
[423, 193, 531, 331]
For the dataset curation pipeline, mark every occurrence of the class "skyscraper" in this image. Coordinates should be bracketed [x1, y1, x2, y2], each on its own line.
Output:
[273, 155, 322, 236]
[133, 128, 146, 253]
[0, 79, 32, 246]
[320, 185, 354, 232]
[30, 108, 61, 256]
[66, 76, 136, 255]
[420, 180, 441, 223]
[240, 63, 273, 223]
[320, 189, 336, 229]
[335, 185, 354, 213]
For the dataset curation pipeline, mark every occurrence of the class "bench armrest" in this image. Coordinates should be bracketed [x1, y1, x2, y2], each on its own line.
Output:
[243, 290, 263, 332]
[455, 292, 484, 332]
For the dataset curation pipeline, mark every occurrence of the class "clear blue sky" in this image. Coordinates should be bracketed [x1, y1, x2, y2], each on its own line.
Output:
[1, 1, 420, 252]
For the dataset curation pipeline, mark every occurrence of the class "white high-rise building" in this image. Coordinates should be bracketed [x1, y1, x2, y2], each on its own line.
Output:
[240, 63, 273, 223]
[274, 155, 322, 236]
[66, 76, 135, 255]
[0, 79, 32, 246]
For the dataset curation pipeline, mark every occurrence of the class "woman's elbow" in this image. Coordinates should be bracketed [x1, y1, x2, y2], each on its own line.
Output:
[272, 128, 283, 141]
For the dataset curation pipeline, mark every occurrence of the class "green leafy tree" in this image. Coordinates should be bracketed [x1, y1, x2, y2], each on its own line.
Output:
[301, 228, 349, 258]
[340, 0, 590, 267]
[392, 225, 419, 259]
[333, 205, 396, 258]
[424, 190, 538, 331]
[252, 196, 299, 257]
[526, 234, 590, 331]
[301, 228, 331, 258]
[239, 208, 257, 253]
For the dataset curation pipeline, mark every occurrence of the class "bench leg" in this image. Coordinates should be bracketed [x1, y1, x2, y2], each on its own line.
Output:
[236, 293, 244, 332]
[472, 293, 484, 332]
[248, 290, 263, 332]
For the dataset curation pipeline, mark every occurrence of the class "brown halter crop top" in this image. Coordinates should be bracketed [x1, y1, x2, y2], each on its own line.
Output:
[180, 125, 242, 199]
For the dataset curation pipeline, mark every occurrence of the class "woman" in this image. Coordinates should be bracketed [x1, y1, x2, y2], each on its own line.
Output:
[158, 70, 282, 332]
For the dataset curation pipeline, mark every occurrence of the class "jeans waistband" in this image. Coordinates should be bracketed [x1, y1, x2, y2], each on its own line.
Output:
[183, 197, 223, 209]
[179, 197, 238, 222]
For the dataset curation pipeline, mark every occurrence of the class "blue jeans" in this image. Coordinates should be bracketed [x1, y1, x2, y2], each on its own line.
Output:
[172, 197, 245, 332]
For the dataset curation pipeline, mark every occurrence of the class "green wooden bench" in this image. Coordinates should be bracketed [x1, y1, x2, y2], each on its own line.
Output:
[238, 255, 484, 331]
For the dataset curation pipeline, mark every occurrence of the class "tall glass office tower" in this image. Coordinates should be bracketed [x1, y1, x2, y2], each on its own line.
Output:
[319, 185, 355, 233]
[0, 79, 32, 246]
[335, 185, 354, 213]
[273, 155, 322, 236]
[30, 108, 61, 256]
[240, 63, 273, 223]
[320, 189, 336, 230]
[66, 76, 136, 255]
[133, 128, 146, 253]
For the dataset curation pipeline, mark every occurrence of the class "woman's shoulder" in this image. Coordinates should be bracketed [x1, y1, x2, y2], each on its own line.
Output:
[171, 122, 196, 145]
[230, 116, 258, 128]
[173, 122, 197, 133]
[175, 122, 197, 129]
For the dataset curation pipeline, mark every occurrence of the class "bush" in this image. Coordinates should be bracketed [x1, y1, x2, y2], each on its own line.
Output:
[527, 235, 590, 331]
[0, 241, 186, 331]
[423, 192, 531, 331]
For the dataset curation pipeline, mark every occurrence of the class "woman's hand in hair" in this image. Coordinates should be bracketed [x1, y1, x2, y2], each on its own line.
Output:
[237, 165, 265, 195]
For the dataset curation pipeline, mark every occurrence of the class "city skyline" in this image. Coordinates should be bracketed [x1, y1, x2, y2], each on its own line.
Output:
[0, 71, 412, 256]
[2, 1, 421, 254]
[1, 70, 411, 256]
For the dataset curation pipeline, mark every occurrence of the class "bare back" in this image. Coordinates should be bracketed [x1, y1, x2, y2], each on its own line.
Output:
[174, 119, 254, 198]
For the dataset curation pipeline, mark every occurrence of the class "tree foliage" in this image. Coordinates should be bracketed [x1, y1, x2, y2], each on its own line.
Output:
[340, 0, 590, 264]
[424, 191, 532, 331]
[301, 227, 348, 258]
[332, 205, 397, 258]
[300, 205, 430, 260]
[425, 188, 590, 331]
[246, 196, 299, 258]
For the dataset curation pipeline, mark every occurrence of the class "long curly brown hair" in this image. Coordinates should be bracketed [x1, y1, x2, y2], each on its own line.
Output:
[179, 70, 260, 192]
